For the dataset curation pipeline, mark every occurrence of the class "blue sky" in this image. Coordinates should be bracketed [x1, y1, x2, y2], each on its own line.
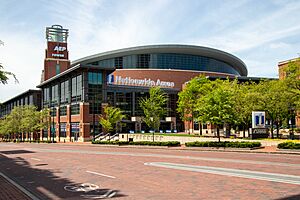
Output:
[0, 0, 300, 101]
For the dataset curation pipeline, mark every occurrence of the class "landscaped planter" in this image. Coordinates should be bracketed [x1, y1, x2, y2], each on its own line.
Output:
[185, 141, 262, 148]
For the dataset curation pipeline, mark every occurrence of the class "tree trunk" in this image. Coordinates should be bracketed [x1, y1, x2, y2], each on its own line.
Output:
[270, 120, 274, 139]
[276, 121, 280, 138]
[200, 123, 202, 136]
[243, 125, 245, 138]
[217, 126, 220, 142]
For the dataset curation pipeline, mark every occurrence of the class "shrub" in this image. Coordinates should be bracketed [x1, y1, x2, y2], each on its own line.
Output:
[92, 140, 180, 147]
[278, 142, 300, 149]
[185, 141, 261, 148]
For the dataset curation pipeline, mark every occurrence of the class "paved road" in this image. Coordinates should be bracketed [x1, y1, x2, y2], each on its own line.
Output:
[0, 143, 300, 200]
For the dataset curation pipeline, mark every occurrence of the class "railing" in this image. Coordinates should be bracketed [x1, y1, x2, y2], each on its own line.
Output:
[99, 133, 110, 141]
[109, 133, 119, 141]
[96, 133, 119, 141]
[94, 132, 104, 140]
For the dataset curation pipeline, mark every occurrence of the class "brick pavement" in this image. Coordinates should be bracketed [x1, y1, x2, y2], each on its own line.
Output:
[0, 173, 32, 200]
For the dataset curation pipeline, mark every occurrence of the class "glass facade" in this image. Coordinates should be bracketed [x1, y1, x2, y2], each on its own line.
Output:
[60, 80, 69, 104]
[60, 122, 67, 137]
[71, 74, 82, 102]
[88, 72, 102, 114]
[71, 104, 80, 115]
[87, 53, 240, 75]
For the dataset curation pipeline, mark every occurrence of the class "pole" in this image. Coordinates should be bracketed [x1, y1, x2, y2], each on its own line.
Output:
[93, 94, 95, 141]
[52, 106, 55, 143]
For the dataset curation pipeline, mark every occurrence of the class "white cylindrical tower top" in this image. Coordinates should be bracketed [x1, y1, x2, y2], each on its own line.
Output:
[46, 24, 69, 43]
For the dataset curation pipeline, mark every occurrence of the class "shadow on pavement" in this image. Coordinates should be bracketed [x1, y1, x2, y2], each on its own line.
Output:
[276, 194, 300, 200]
[0, 150, 35, 154]
[0, 153, 126, 199]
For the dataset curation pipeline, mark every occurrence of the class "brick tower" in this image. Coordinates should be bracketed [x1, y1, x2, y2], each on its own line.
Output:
[42, 25, 70, 82]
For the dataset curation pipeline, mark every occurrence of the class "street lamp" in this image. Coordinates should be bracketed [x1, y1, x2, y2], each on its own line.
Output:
[92, 94, 96, 141]
[52, 105, 55, 143]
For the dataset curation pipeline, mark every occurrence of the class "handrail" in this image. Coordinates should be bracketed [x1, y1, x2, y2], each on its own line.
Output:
[109, 133, 119, 140]
[94, 132, 105, 139]
[99, 133, 110, 141]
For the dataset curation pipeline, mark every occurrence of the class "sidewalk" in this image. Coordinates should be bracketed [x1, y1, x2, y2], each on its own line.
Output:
[52, 142, 300, 155]
[0, 173, 36, 200]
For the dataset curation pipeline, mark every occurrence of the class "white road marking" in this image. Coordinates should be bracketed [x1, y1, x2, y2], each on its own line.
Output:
[86, 170, 116, 179]
[31, 148, 300, 168]
[31, 158, 41, 161]
[145, 162, 300, 185]
[0, 172, 41, 200]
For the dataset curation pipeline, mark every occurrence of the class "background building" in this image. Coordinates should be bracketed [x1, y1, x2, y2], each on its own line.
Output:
[36, 25, 248, 142]
[278, 57, 300, 127]
[1, 25, 250, 142]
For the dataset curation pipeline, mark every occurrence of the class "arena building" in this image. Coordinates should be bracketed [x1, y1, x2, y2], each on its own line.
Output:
[1, 25, 249, 142]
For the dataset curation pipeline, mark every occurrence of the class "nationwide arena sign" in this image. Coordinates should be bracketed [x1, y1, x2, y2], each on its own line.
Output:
[107, 75, 175, 88]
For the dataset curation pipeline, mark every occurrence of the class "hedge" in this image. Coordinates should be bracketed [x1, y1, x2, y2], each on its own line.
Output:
[185, 141, 261, 148]
[92, 140, 180, 147]
[10, 140, 57, 143]
[277, 142, 300, 149]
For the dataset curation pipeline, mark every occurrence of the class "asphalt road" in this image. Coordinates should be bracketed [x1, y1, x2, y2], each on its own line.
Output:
[0, 143, 300, 200]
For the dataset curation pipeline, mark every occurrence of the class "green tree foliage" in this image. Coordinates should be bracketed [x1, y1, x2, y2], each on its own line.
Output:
[0, 41, 18, 84]
[283, 59, 300, 108]
[139, 87, 167, 141]
[196, 79, 237, 141]
[0, 106, 49, 140]
[232, 82, 255, 136]
[0, 64, 18, 84]
[99, 106, 125, 134]
[177, 74, 299, 140]
[260, 80, 294, 138]
[177, 75, 209, 134]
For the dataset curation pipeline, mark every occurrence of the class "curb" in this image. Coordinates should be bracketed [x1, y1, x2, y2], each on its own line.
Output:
[8, 142, 300, 155]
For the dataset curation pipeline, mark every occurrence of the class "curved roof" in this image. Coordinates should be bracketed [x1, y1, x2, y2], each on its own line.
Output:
[71, 44, 248, 76]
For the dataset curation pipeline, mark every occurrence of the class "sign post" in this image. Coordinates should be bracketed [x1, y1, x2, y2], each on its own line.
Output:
[251, 111, 268, 139]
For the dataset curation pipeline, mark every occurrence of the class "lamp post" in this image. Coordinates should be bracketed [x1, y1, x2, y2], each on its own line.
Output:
[52, 105, 55, 143]
[92, 94, 96, 141]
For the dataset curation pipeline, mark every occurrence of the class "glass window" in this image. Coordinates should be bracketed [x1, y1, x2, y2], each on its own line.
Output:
[60, 123, 67, 137]
[29, 95, 34, 105]
[88, 72, 102, 85]
[42, 128, 48, 138]
[59, 106, 67, 116]
[71, 74, 82, 102]
[71, 122, 79, 137]
[60, 80, 69, 104]
[71, 104, 80, 115]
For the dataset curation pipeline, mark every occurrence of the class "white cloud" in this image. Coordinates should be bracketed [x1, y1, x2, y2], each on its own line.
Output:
[1, 0, 300, 101]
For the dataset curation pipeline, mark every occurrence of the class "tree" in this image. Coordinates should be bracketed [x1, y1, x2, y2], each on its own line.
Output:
[21, 106, 49, 141]
[196, 79, 237, 142]
[0, 117, 10, 139]
[177, 76, 209, 134]
[99, 106, 125, 137]
[283, 59, 300, 108]
[139, 86, 167, 141]
[0, 106, 50, 141]
[0, 41, 18, 84]
[263, 80, 295, 138]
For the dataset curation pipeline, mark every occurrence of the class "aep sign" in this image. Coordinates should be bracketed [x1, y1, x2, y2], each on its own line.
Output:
[54, 46, 67, 51]
[51, 45, 67, 58]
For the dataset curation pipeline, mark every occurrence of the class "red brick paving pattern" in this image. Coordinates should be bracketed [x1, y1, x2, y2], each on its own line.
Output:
[1, 143, 300, 200]
[0, 175, 32, 200]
